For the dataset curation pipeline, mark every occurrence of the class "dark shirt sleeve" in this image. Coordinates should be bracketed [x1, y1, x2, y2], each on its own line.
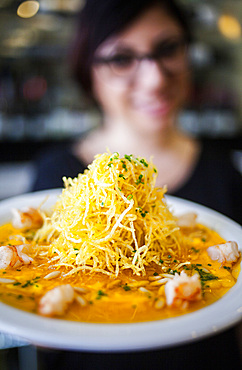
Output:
[32, 145, 87, 191]
[172, 142, 242, 224]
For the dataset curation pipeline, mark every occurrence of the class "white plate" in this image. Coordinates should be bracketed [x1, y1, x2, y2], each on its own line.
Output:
[0, 189, 241, 352]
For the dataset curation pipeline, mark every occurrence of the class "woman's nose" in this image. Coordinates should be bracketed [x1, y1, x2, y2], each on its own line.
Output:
[134, 59, 168, 90]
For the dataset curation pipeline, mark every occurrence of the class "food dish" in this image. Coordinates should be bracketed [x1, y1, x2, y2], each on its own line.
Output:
[0, 153, 239, 323]
[0, 189, 241, 351]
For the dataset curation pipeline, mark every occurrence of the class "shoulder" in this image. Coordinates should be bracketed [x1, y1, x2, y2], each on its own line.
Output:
[174, 139, 242, 223]
[32, 142, 87, 191]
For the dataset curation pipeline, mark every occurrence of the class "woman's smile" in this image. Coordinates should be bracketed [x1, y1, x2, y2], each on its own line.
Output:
[131, 94, 174, 117]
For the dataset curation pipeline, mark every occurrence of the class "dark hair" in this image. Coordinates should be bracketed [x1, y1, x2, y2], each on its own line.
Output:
[70, 0, 191, 102]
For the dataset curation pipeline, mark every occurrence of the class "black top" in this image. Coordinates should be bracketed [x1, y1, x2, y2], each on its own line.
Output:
[32, 140, 242, 224]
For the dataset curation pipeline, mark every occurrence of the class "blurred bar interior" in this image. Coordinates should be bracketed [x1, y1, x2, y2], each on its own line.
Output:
[0, 0, 241, 368]
[0, 0, 242, 200]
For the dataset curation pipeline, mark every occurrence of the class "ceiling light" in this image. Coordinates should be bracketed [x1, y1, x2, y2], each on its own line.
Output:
[218, 14, 241, 40]
[17, 1, 40, 19]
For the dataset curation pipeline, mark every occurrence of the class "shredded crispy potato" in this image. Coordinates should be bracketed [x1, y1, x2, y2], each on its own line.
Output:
[35, 152, 183, 276]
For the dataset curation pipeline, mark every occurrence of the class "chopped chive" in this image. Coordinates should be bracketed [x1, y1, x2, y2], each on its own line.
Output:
[96, 290, 107, 300]
[223, 266, 231, 270]
[140, 158, 148, 167]
[124, 154, 132, 162]
[136, 174, 144, 185]
[191, 247, 200, 253]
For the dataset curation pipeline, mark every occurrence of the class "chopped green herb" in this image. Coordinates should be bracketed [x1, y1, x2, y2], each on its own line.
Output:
[127, 194, 133, 200]
[119, 174, 125, 179]
[136, 174, 144, 185]
[124, 154, 132, 162]
[168, 255, 172, 258]
[123, 284, 131, 291]
[202, 238, 206, 242]
[140, 158, 148, 167]
[223, 266, 231, 270]
[159, 259, 164, 264]
[153, 272, 159, 276]
[191, 247, 200, 253]
[195, 268, 218, 282]
[21, 280, 34, 288]
[121, 160, 128, 171]
[140, 210, 148, 218]
[153, 168, 157, 173]
[96, 290, 107, 300]
[13, 282, 21, 286]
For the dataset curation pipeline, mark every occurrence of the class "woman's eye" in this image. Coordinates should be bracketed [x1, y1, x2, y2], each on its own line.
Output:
[109, 55, 134, 68]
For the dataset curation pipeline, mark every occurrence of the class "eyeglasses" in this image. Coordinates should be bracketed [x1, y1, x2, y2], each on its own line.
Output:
[93, 37, 188, 78]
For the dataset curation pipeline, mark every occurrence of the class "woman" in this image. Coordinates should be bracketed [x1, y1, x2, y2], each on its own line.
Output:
[33, 0, 241, 225]
[34, 1, 241, 368]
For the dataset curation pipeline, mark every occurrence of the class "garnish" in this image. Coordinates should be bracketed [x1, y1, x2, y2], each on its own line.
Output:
[135, 174, 144, 185]
[96, 290, 107, 300]
[191, 247, 200, 253]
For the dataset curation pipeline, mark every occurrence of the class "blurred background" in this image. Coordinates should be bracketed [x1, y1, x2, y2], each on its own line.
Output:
[0, 1, 241, 368]
[0, 0, 242, 200]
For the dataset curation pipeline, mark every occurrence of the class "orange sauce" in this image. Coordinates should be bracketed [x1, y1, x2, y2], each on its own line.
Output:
[0, 223, 240, 323]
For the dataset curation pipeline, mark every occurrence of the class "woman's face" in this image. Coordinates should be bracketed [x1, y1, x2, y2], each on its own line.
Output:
[91, 5, 190, 134]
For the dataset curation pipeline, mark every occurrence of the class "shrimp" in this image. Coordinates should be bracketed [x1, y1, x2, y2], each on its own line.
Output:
[207, 241, 239, 264]
[38, 285, 75, 317]
[0, 244, 33, 269]
[176, 212, 197, 228]
[165, 271, 202, 309]
[11, 207, 43, 229]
